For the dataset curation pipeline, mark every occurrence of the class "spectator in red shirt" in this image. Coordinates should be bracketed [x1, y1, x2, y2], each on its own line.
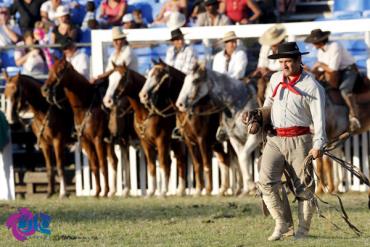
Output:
[100, 0, 127, 27]
[219, 0, 261, 24]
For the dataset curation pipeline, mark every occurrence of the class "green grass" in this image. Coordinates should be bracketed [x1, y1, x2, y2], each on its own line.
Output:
[0, 193, 370, 246]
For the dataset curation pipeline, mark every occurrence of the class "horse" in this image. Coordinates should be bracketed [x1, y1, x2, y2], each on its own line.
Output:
[3, 72, 75, 198]
[41, 57, 118, 197]
[176, 63, 261, 196]
[103, 63, 187, 196]
[139, 60, 240, 196]
[317, 87, 370, 205]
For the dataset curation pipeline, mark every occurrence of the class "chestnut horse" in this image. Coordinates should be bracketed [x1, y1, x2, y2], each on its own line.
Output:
[4, 72, 74, 198]
[103, 63, 187, 196]
[318, 88, 370, 207]
[42, 57, 118, 197]
[139, 60, 240, 196]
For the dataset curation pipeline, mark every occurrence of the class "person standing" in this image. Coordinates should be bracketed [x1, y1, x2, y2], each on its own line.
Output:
[246, 42, 326, 241]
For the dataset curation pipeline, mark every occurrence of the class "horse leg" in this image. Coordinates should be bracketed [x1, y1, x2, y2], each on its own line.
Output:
[156, 137, 171, 197]
[368, 189, 370, 209]
[94, 138, 109, 197]
[52, 138, 67, 199]
[171, 142, 187, 196]
[106, 142, 118, 197]
[141, 141, 156, 196]
[230, 135, 259, 196]
[315, 157, 325, 194]
[186, 143, 203, 196]
[213, 142, 230, 196]
[81, 140, 101, 197]
[323, 156, 334, 193]
[121, 144, 131, 197]
[198, 137, 213, 196]
[40, 141, 55, 198]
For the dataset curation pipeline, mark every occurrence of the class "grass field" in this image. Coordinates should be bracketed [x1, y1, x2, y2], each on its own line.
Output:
[0, 193, 370, 247]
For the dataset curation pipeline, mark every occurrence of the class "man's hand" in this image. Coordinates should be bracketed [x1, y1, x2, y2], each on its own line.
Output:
[309, 148, 323, 159]
[242, 111, 249, 125]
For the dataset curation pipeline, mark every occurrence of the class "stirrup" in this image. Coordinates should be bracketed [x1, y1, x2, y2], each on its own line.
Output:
[171, 128, 183, 140]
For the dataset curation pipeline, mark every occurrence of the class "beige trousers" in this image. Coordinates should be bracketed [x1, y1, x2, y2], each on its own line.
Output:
[259, 134, 315, 193]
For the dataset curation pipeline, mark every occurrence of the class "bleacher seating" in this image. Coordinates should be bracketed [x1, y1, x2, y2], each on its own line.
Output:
[333, 0, 365, 12]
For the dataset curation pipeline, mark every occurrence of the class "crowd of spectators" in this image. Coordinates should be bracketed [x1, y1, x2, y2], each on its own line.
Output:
[0, 0, 300, 78]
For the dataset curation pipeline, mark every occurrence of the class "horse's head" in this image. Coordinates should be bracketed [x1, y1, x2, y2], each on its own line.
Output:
[42, 57, 69, 108]
[139, 59, 171, 107]
[3, 71, 26, 124]
[103, 62, 130, 109]
[176, 62, 209, 112]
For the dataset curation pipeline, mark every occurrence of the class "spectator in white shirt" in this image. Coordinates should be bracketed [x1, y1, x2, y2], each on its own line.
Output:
[212, 31, 247, 80]
[165, 28, 197, 74]
[61, 38, 90, 79]
[0, 7, 20, 47]
[14, 30, 47, 76]
[304, 29, 360, 131]
[92, 26, 138, 83]
[251, 24, 286, 106]
[40, 0, 63, 25]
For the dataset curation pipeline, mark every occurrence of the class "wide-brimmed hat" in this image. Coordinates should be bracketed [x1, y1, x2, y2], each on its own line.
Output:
[222, 31, 238, 43]
[258, 24, 286, 46]
[268, 42, 309, 59]
[55, 5, 70, 18]
[169, 28, 184, 41]
[112, 27, 126, 40]
[204, 0, 218, 6]
[166, 11, 186, 30]
[304, 29, 331, 43]
[122, 13, 133, 23]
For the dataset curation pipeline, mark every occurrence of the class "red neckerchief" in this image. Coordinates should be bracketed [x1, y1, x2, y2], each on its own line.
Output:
[272, 71, 302, 97]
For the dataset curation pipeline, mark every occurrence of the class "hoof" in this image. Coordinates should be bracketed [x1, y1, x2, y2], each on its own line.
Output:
[46, 192, 54, 199]
[122, 188, 130, 198]
[59, 193, 69, 199]
[176, 189, 186, 197]
[108, 191, 116, 197]
[193, 189, 202, 197]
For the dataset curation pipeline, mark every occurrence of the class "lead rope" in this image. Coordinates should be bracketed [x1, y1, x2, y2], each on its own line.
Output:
[36, 106, 52, 147]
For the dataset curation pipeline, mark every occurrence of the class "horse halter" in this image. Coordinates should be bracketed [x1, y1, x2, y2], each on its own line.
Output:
[47, 63, 70, 109]
[146, 68, 176, 118]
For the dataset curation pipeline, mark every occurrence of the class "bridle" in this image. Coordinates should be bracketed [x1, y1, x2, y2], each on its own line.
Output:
[45, 63, 69, 109]
[145, 68, 176, 118]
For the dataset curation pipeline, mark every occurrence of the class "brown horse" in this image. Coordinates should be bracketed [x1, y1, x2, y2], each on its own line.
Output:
[42, 57, 118, 197]
[139, 60, 239, 196]
[103, 63, 187, 196]
[4, 72, 74, 198]
[316, 87, 370, 207]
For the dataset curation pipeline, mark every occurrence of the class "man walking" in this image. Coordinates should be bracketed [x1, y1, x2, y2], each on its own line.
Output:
[247, 42, 327, 240]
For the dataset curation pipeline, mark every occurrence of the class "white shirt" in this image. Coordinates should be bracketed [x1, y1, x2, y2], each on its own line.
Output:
[317, 41, 355, 71]
[66, 49, 90, 79]
[106, 46, 138, 72]
[264, 70, 327, 150]
[257, 45, 281, 71]
[165, 45, 197, 74]
[212, 47, 247, 79]
[40, 1, 60, 24]
[14, 42, 46, 76]
[0, 25, 20, 47]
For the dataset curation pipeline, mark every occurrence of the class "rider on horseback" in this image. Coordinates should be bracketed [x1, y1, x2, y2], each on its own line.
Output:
[305, 29, 361, 131]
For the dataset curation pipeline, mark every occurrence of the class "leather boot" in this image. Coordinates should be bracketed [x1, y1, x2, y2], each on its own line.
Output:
[342, 93, 361, 131]
[295, 199, 315, 239]
[259, 183, 289, 241]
